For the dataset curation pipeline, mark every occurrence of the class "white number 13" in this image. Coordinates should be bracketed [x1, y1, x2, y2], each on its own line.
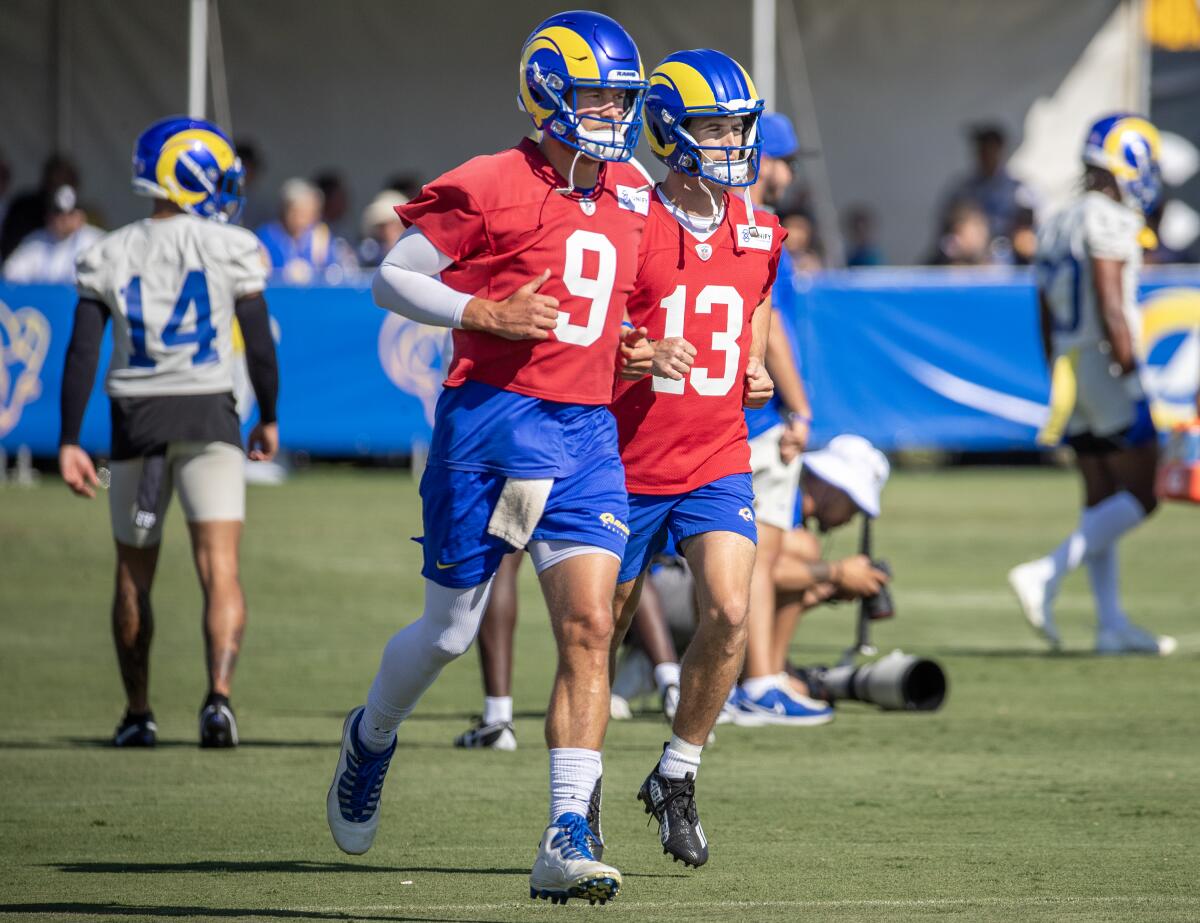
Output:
[557, 229, 616, 347]
[653, 284, 745, 396]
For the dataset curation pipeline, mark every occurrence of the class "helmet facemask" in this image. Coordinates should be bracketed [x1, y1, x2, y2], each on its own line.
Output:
[674, 111, 762, 188]
[527, 64, 647, 162]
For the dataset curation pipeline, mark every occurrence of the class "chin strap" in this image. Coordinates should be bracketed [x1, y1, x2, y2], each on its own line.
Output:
[554, 148, 586, 196]
[700, 180, 723, 231]
[742, 187, 758, 230]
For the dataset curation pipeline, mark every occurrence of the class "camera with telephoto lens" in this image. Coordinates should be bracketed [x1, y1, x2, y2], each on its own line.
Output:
[807, 651, 947, 712]
[863, 559, 894, 619]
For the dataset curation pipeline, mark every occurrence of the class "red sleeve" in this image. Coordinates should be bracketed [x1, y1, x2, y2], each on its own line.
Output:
[395, 176, 490, 263]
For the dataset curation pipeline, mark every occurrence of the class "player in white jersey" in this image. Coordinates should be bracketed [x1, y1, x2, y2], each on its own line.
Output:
[1009, 114, 1175, 656]
[58, 117, 280, 746]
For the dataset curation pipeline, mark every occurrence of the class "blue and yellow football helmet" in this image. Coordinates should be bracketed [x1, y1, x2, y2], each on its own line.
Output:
[518, 10, 647, 162]
[1083, 114, 1163, 216]
[644, 49, 764, 187]
[132, 116, 245, 223]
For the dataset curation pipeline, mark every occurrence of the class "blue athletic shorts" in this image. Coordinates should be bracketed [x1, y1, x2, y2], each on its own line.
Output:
[418, 447, 630, 588]
[618, 473, 757, 584]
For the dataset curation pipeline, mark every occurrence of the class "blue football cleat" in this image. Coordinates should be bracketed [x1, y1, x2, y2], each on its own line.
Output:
[529, 812, 621, 905]
[326, 706, 396, 855]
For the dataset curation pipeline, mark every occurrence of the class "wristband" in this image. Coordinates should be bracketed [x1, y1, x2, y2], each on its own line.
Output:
[786, 411, 812, 425]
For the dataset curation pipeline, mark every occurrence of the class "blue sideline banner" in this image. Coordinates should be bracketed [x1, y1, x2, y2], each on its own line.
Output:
[2, 270, 1198, 456]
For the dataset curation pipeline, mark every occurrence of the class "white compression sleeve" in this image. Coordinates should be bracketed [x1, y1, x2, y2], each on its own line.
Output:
[371, 225, 472, 328]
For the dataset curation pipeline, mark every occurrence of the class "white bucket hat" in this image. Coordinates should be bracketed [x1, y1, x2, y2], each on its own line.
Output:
[361, 190, 409, 236]
[802, 434, 890, 518]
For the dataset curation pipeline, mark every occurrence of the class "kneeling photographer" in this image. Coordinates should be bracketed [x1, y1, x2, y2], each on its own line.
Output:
[770, 434, 893, 686]
[777, 435, 946, 712]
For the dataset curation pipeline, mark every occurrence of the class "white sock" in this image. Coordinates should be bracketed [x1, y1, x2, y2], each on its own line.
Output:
[549, 748, 602, 823]
[741, 675, 776, 700]
[658, 734, 703, 780]
[653, 662, 681, 693]
[1041, 491, 1145, 586]
[483, 695, 512, 725]
[1086, 544, 1130, 633]
[357, 578, 494, 754]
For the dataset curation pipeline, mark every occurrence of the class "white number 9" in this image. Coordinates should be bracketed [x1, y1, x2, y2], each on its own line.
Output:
[557, 229, 616, 347]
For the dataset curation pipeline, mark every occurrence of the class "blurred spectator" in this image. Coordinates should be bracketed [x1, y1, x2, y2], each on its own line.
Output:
[940, 124, 1034, 246]
[1, 153, 80, 260]
[844, 205, 884, 267]
[383, 173, 423, 200]
[780, 210, 823, 272]
[314, 169, 351, 237]
[1010, 206, 1038, 266]
[357, 190, 409, 268]
[257, 178, 339, 284]
[928, 200, 993, 266]
[750, 113, 798, 213]
[235, 139, 272, 230]
[2, 185, 102, 283]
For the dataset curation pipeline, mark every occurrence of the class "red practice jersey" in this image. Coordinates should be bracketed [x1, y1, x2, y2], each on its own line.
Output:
[612, 191, 784, 494]
[396, 138, 648, 405]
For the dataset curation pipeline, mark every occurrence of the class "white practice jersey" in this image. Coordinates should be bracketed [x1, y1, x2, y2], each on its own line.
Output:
[1035, 191, 1143, 356]
[75, 214, 268, 397]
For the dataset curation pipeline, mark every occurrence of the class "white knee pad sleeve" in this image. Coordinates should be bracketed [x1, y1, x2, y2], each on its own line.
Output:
[422, 578, 494, 660]
[365, 577, 494, 730]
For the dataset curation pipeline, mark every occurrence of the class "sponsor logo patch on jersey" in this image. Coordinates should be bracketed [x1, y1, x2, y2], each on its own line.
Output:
[579, 198, 597, 216]
[695, 243, 713, 261]
[736, 224, 773, 251]
[616, 184, 650, 216]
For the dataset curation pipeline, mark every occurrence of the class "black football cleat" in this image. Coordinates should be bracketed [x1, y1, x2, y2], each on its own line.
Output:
[637, 757, 708, 868]
[453, 718, 516, 750]
[199, 694, 239, 748]
[113, 710, 157, 747]
[586, 775, 605, 860]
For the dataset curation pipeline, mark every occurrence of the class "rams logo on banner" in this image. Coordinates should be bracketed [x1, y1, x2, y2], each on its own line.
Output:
[377, 314, 449, 427]
[1140, 287, 1200, 428]
[0, 299, 50, 438]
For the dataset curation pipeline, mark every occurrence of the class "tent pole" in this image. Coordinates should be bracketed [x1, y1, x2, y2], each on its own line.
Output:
[188, 0, 209, 118]
[752, 0, 777, 109]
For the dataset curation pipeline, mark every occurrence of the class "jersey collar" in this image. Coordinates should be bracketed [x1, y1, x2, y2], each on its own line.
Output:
[518, 137, 607, 199]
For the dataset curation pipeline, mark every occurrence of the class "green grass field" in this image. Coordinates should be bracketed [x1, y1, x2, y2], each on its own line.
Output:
[1, 467, 1197, 922]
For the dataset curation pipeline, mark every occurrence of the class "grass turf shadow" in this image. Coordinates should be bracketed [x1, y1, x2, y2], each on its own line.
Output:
[48, 861, 526, 875]
[0, 903, 496, 922]
[47, 860, 686, 879]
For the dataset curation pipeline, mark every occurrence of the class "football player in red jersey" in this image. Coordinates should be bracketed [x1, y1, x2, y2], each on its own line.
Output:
[325, 11, 653, 905]
[607, 49, 781, 868]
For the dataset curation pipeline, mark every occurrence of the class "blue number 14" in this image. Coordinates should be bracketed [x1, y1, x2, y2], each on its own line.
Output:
[125, 270, 217, 369]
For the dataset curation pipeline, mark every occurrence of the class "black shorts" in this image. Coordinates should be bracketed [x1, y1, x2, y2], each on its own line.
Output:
[109, 392, 241, 461]
[1065, 399, 1157, 457]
